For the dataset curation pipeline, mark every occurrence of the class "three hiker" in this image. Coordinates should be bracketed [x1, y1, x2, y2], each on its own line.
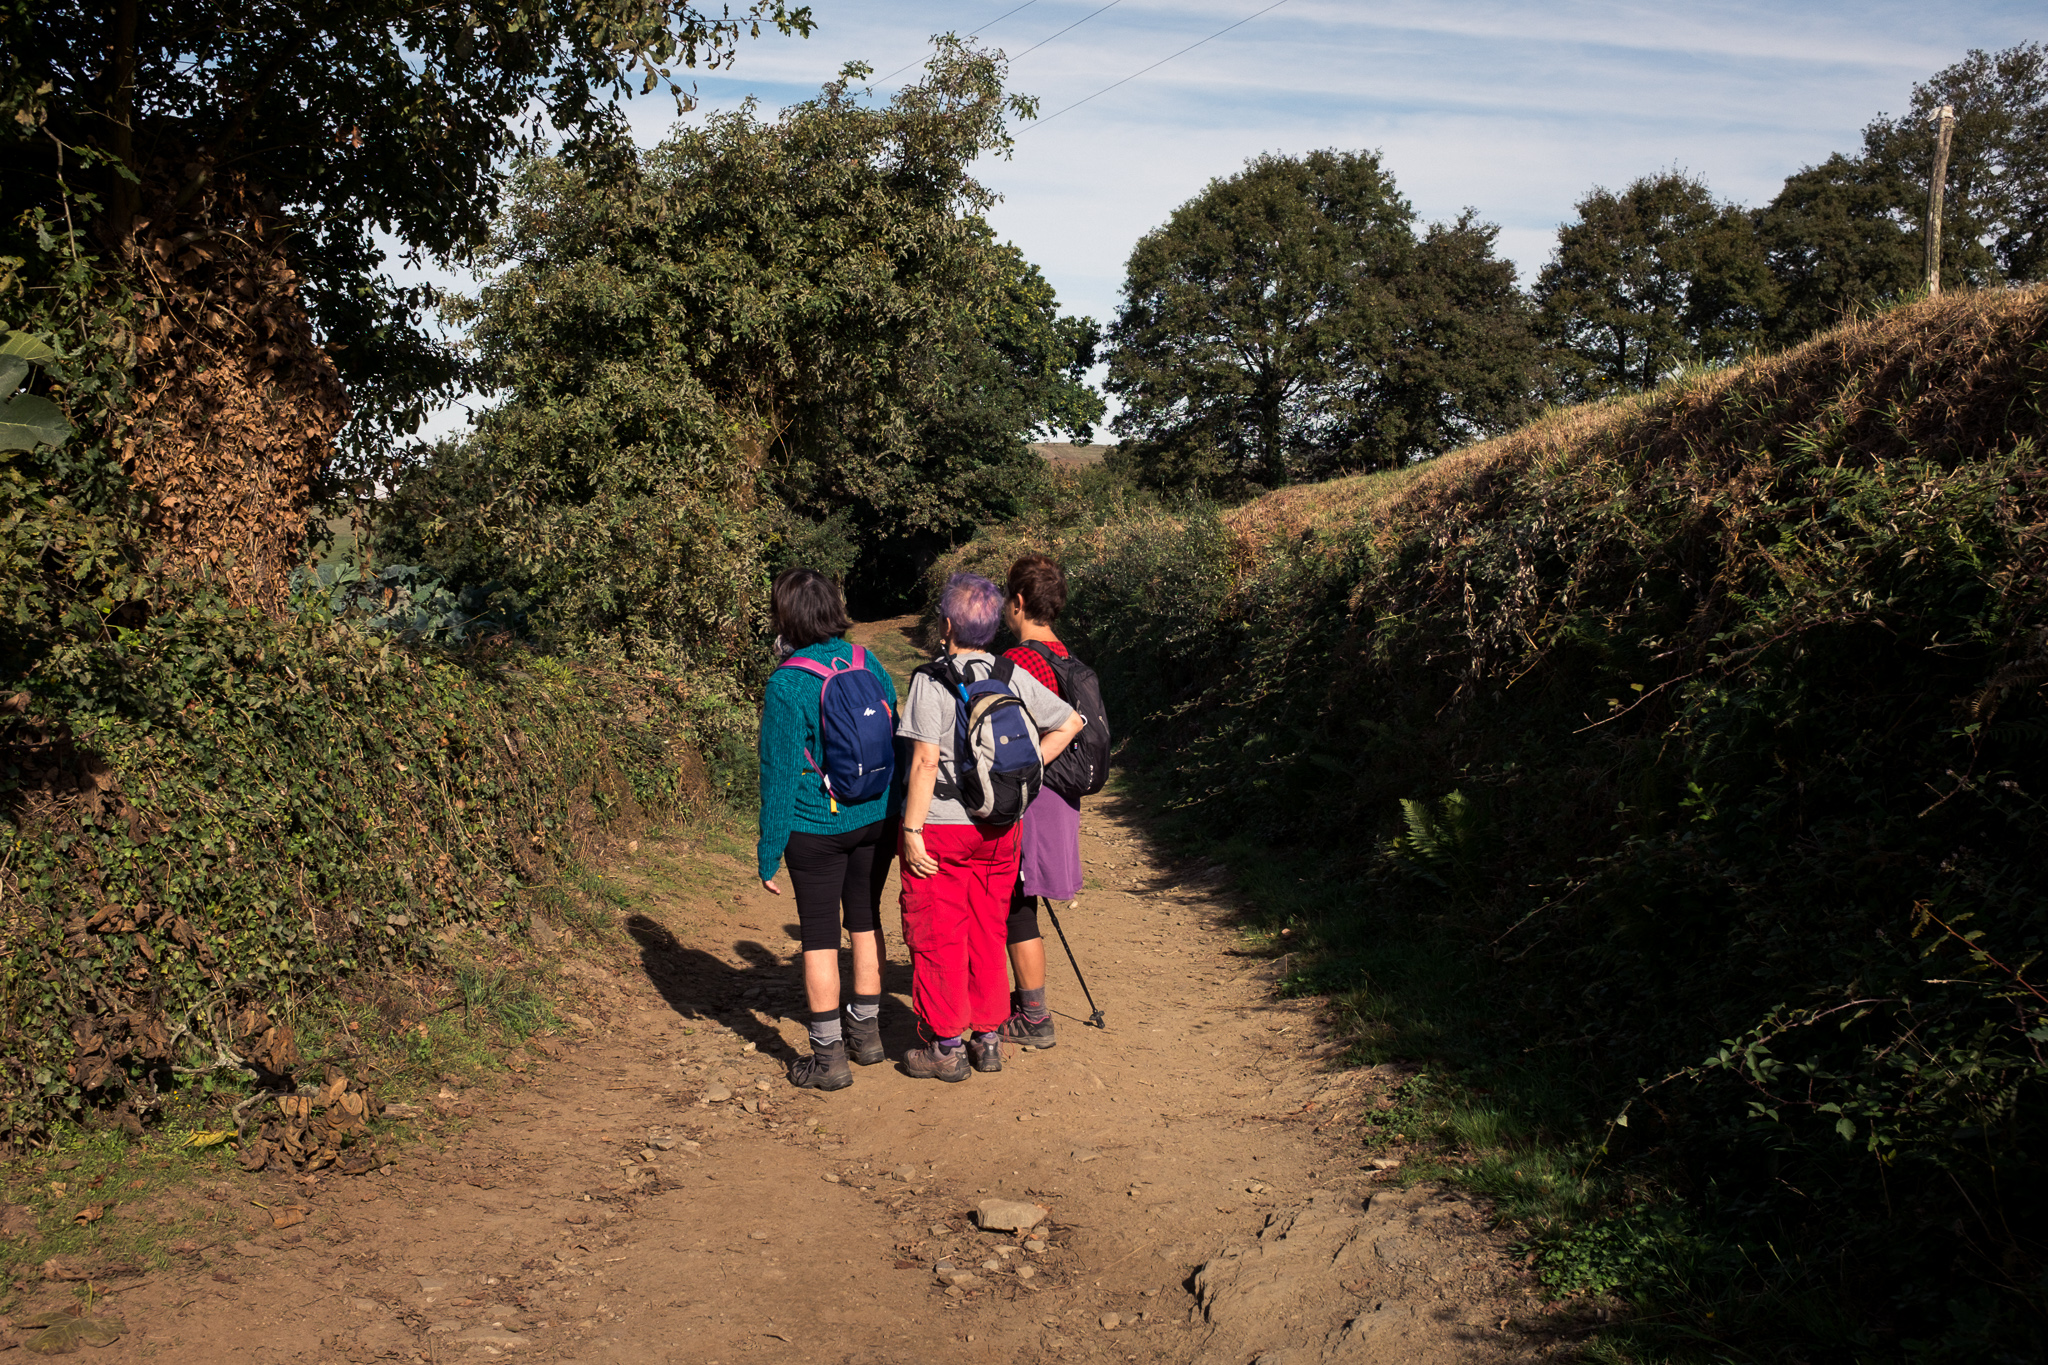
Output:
[754, 561, 1104, 1087]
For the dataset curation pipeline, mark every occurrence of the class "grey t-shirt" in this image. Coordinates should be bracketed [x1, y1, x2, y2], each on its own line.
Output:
[898, 651, 1077, 826]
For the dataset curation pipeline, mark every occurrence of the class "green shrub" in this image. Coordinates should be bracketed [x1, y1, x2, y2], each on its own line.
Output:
[0, 591, 742, 1144]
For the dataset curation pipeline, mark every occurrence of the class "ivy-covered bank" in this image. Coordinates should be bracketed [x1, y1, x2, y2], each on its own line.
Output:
[0, 599, 755, 1146]
[941, 289, 2048, 1360]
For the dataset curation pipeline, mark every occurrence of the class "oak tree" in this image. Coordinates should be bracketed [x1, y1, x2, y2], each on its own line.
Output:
[1105, 150, 1538, 494]
[0, 0, 812, 449]
[1756, 42, 2045, 342]
[1534, 172, 1776, 398]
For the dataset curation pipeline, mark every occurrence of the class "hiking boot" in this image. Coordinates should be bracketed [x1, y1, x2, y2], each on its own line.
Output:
[787, 1039, 852, 1091]
[844, 1012, 885, 1066]
[967, 1032, 1003, 1073]
[997, 1010, 1057, 1050]
[903, 1042, 970, 1083]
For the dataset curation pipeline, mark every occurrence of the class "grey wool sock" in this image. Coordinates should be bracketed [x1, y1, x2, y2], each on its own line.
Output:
[847, 994, 881, 1023]
[808, 1009, 843, 1051]
[1019, 986, 1049, 1022]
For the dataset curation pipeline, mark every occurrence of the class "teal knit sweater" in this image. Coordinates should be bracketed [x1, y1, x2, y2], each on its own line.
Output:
[756, 637, 901, 882]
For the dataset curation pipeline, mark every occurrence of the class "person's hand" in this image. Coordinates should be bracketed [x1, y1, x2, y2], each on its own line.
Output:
[902, 832, 938, 879]
[760, 878, 781, 896]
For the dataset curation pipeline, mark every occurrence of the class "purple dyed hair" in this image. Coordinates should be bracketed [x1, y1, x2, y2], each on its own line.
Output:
[939, 573, 1004, 649]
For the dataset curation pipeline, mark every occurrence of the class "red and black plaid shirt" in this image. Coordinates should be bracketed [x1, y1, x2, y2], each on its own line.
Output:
[1003, 638, 1069, 698]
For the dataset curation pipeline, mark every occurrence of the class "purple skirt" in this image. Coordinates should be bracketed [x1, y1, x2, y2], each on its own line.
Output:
[1017, 787, 1082, 900]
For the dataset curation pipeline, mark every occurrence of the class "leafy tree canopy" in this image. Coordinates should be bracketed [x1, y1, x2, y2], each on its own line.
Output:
[1104, 149, 1539, 495]
[0, 0, 813, 452]
[381, 42, 1097, 645]
[1754, 153, 1925, 345]
[1534, 172, 1777, 399]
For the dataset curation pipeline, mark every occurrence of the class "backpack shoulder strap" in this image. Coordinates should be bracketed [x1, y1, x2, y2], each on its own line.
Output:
[926, 656, 969, 802]
[848, 644, 869, 670]
[916, 656, 971, 711]
[778, 655, 834, 680]
[1029, 639, 1083, 668]
[1018, 640, 1067, 692]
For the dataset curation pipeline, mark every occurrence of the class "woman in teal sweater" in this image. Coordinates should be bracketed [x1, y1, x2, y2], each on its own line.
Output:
[757, 569, 901, 1090]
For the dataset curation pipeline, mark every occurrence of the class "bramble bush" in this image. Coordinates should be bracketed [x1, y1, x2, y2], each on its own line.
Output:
[942, 289, 2048, 1359]
[0, 588, 752, 1145]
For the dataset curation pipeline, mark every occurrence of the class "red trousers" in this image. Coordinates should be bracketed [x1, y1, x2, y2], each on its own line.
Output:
[899, 822, 1021, 1039]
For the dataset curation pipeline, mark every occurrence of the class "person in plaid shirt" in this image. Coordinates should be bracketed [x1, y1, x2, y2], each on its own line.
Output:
[997, 554, 1083, 1048]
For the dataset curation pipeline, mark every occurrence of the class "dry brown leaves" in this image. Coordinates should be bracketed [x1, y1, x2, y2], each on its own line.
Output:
[237, 1072, 385, 1177]
[116, 165, 350, 615]
[232, 1006, 302, 1077]
[13, 1307, 127, 1354]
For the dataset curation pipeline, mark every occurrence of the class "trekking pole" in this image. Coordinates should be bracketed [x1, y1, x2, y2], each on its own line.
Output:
[1042, 899, 1106, 1029]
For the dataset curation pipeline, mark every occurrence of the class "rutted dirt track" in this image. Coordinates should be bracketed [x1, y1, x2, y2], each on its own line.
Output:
[53, 626, 1550, 1365]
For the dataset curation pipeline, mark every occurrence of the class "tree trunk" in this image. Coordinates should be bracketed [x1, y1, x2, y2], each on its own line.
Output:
[100, 0, 141, 240]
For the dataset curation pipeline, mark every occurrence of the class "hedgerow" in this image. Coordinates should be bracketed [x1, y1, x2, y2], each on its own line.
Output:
[943, 288, 2048, 1357]
[0, 593, 754, 1146]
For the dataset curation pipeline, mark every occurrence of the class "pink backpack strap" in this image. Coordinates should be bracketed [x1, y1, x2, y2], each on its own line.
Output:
[781, 647, 870, 679]
[777, 655, 835, 679]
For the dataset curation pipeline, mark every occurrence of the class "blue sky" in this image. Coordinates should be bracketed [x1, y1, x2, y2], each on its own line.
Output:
[632, 1, 2038, 319]
[406, 0, 2042, 435]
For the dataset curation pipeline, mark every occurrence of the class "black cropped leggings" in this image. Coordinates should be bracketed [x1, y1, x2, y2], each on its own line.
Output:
[1007, 882, 1043, 946]
[784, 819, 893, 952]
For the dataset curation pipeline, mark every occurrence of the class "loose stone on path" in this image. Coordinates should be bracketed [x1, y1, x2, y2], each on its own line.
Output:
[975, 1198, 1048, 1232]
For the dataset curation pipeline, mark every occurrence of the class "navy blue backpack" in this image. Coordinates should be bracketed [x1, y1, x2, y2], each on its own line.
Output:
[924, 656, 1044, 826]
[779, 645, 895, 809]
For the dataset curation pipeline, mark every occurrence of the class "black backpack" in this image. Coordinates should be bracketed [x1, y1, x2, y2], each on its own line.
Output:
[1018, 641, 1111, 800]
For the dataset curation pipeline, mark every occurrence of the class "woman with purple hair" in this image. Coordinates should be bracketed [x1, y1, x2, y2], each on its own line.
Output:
[895, 573, 1086, 1081]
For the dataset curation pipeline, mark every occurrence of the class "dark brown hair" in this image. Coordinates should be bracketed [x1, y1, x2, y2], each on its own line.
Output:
[1006, 553, 1066, 625]
[771, 568, 851, 648]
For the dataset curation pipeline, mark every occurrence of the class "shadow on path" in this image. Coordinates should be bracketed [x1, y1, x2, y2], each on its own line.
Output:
[624, 913, 922, 1065]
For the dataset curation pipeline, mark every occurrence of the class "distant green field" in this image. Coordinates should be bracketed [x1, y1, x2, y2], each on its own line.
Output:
[315, 512, 360, 569]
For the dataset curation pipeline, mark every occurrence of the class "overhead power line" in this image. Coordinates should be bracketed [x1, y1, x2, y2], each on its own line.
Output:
[1023, 0, 1293, 132]
[1009, 0, 1124, 62]
[876, 0, 1042, 84]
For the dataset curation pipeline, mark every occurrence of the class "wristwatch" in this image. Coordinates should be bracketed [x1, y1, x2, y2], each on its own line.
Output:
[901, 825, 924, 835]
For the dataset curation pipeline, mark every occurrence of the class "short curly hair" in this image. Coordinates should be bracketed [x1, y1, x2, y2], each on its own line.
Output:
[939, 573, 1004, 649]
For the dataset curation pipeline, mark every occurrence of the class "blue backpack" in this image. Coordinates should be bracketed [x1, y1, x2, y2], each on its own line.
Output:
[924, 656, 1044, 826]
[778, 645, 896, 809]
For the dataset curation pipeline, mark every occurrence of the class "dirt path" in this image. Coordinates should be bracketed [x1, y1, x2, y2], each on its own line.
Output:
[48, 622, 1547, 1364]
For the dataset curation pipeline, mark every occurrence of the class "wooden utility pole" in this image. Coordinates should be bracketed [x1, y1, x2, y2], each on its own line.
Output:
[1924, 103, 1956, 296]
